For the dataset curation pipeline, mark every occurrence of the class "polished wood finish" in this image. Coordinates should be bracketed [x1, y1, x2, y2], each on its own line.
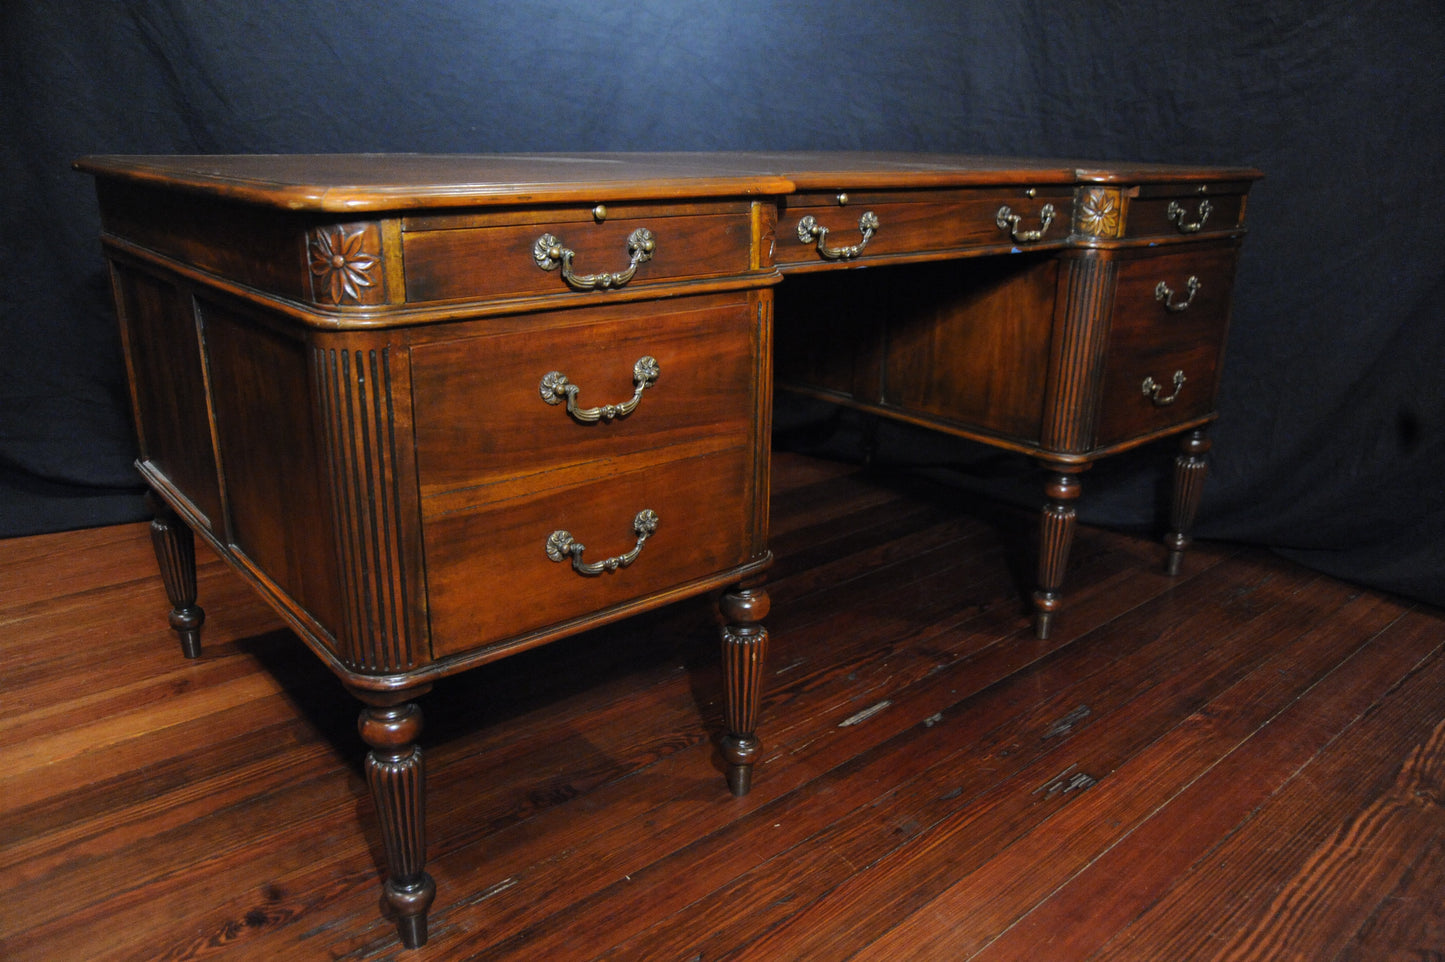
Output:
[775, 256, 1062, 444]
[1092, 244, 1238, 445]
[147, 498, 204, 659]
[74, 152, 1260, 947]
[81, 154, 789, 947]
[402, 200, 757, 303]
[1167, 428, 1213, 576]
[774, 186, 1074, 270]
[353, 687, 435, 949]
[718, 581, 771, 797]
[1033, 467, 1085, 640]
[3, 454, 1442, 961]
[408, 295, 759, 493]
[766, 163, 1256, 638]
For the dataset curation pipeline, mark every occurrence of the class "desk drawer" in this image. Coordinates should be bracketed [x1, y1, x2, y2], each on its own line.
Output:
[1095, 245, 1239, 445]
[402, 201, 756, 304]
[776, 187, 1072, 269]
[409, 294, 760, 504]
[423, 443, 753, 657]
[1125, 183, 1251, 240]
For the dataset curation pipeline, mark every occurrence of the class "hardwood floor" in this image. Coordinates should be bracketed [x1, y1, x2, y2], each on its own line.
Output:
[2, 451, 1442, 961]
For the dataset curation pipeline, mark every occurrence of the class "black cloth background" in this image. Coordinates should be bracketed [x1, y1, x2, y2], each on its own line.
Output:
[3, 1, 1442, 605]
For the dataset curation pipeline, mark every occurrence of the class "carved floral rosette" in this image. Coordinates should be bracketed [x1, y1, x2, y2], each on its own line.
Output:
[308, 222, 386, 306]
[1074, 187, 1127, 239]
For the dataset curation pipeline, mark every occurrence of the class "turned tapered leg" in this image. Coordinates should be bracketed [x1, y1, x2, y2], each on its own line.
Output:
[148, 499, 204, 658]
[1032, 467, 1086, 641]
[355, 688, 436, 949]
[719, 584, 770, 797]
[1165, 429, 1212, 576]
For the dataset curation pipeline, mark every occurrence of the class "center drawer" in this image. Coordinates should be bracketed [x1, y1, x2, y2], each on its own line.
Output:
[776, 187, 1073, 270]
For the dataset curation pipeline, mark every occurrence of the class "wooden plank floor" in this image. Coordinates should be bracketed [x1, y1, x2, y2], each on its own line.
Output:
[2, 451, 1442, 961]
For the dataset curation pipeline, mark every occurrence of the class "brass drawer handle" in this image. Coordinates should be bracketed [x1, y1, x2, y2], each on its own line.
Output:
[796, 210, 879, 260]
[1166, 199, 1212, 234]
[546, 509, 659, 576]
[533, 227, 656, 290]
[1155, 275, 1201, 312]
[540, 356, 660, 423]
[996, 203, 1056, 243]
[1142, 370, 1187, 406]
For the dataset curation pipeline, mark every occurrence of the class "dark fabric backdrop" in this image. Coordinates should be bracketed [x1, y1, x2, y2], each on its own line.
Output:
[3, 1, 1442, 606]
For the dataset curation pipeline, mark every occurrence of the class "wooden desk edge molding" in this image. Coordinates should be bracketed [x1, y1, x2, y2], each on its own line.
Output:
[74, 151, 1260, 949]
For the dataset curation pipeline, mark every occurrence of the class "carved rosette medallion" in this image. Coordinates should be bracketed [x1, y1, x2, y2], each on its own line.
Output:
[309, 223, 384, 305]
[1075, 188, 1126, 239]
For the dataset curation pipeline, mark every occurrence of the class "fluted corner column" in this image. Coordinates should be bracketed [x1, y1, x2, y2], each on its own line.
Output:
[353, 686, 436, 949]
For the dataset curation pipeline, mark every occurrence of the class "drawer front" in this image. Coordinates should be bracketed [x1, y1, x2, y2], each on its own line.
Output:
[424, 444, 754, 657]
[776, 188, 1072, 269]
[1094, 246, 1239, 445]
[409, 294, 761, 505]
[1125, 184, 1250, 240]
[402, 202, 756, 304]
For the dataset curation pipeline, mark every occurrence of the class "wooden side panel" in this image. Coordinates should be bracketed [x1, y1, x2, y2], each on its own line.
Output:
[198, 300, 342, 646]
[880, 256, 1058, 442]
[773, 271, 886, 402]
[748, 291, 774, 559]
[775, 257, 1058, 445]
[97, 181, 312, 302]
[109, 262, 222, 529]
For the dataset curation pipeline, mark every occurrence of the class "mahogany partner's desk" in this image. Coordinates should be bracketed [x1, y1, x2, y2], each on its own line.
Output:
[76, 152, 1260, 948]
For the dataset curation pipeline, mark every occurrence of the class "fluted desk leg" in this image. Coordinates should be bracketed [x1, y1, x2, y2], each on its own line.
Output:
[1033, 467, 1086, 640]
[719, 583, 770, 797]
[148, 497, 204, 659]
[1166, 428, 1212, 576]
[353, 687, 436, 949]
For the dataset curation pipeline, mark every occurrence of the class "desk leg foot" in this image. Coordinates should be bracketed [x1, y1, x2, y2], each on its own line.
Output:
[355, 689, 435, 949]
[148, 501, 204, 658]
[1165, 429, 1211, 576]
[1032, 468, 1084, 640]
[719, 584, 770, 797]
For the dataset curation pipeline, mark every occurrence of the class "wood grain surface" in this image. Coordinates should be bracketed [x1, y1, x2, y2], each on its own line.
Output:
[2, 452, 1439, 961]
